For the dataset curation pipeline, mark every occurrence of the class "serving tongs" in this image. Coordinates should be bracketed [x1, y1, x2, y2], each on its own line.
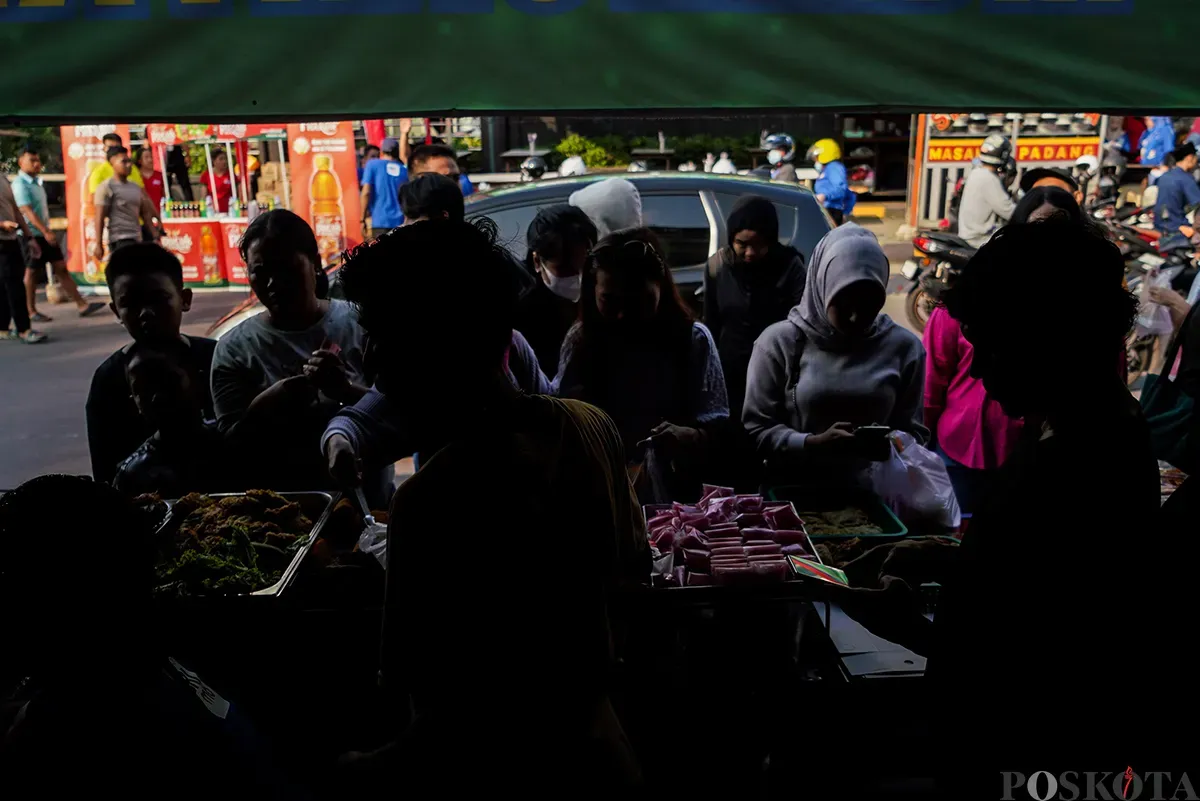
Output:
[352, 487, 388, 567]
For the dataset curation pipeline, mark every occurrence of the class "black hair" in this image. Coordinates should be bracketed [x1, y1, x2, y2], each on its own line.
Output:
[400, 173, 465, 222]
[106, 145, 128, 161]
[944, 224, 1136, 372]
[21, 143, 39, 157]
[338, 217, 515, 373]
[1011, 186, 1085, 226]
[364, 144, 381, 156]
[382, 141, 400, 159]
[410, 143, 458, 172]
[726, 195, 780, 243]
[524, 204, 598, 274]
[131, 145, 152, 166]
[102, 133, 123, 145]
[0, 475, 152, 607]
[572, 228, 694, 410]
[239, 209, 329, 299]
[105, 242, 185, 290]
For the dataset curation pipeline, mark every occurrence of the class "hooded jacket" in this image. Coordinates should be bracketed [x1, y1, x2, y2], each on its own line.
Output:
[742, 225, 927, 471]
[1140, 116, 1175, 166]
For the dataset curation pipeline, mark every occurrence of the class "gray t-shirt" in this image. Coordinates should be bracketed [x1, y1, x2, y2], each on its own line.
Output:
[957, 166, 1016, 248]
[95, 178, 145, 243]
[211, 299, 367, 433]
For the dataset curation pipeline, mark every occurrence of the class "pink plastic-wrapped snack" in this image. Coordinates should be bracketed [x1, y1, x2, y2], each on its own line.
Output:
[747, 554, 788, 564]
[678, 531, 708, 551]
[710, 546, 746, 558]
[653, 528, 678, 550]
[734, 494, 765, 513]
[712, 564, 755, 585]
[706, 523, 740, 535]
[683, 549, 710, 572]
[687, 572, 713, 587]
[680, 511, 708, 528]
[744, 540, 776, 547]
[745, 544, 783, 556]
[750, 561, 789, 581]
[772, 530, 810, 546]
[781, 543, 813, 557]
[702, 484, 736, 500]
[764, 504, 804, 530]
[740, 527, 777, 541]
[734, 513, 767, 528]
[647, 513, 676, 529]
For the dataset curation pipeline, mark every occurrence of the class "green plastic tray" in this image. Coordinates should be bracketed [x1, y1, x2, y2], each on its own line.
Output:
[764, 485, 908, 539]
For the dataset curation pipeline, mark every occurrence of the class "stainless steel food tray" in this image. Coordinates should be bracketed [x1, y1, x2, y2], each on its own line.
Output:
[158, 491, 336, 597]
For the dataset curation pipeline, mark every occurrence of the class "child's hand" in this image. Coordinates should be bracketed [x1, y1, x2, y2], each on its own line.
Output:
[325, 433, 362, 487]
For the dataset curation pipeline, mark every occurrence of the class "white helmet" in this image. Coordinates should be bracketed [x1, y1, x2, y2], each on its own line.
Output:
[558, 155, 588, 177]
[1074, 154, 1100, 177]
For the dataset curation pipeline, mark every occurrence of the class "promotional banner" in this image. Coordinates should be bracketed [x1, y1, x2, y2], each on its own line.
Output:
[925, 136, 1100, 163]
[6, 1, 1199, 120]
[287, 122, 362, 266]
[145, 123, 288, 146]
[159, 220, 225, 288]
[61, 123, 132, 286]
[222, 219, 250, 285]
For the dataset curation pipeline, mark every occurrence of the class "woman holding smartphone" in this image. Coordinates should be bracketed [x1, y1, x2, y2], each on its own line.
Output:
[743, 225, 928, 482]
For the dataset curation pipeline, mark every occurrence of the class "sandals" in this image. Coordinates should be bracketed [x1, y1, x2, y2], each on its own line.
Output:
[30, 312, 52, 323]
[0, 329, 48, 343]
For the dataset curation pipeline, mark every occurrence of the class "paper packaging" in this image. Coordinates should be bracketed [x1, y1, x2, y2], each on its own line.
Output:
[260, 162, 282, 180]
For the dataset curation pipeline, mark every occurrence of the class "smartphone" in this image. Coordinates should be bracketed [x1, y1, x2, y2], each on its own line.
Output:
[853, 425, 891, 439]
[854, 425, 892, 462]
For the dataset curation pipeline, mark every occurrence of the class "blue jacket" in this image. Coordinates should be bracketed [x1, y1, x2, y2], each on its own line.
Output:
[1153, 166, 1200, 235]
[814, 160, 855, 214]
[459, 173, 475, 197]
[1140, 117, 1175, 167]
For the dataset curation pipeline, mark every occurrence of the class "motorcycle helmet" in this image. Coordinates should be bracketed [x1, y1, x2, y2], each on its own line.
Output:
[711, 152, 737, 175]
[977, 133, 1012, 166]
[967, 113, 989, 134]
[806, 138, 842, 165]
[520, 156, 546, 182]
[1074, 153, 1100, 178]
[764, 133, 796, 164]
[951, 115, 969, 132]
[558, 155, 587, 177]
[1037, 113, 1059, 134]
[627, 160, 649, 173]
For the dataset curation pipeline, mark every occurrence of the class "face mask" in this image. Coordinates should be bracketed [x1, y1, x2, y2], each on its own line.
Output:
[541, 267, 582, 303]
[767, 150, 783, 166]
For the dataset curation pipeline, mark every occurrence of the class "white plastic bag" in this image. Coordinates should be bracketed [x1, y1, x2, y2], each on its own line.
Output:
[868, 432, 961, 530]
[356, 517, 389, 568]
[1137, 267, 1175, 337]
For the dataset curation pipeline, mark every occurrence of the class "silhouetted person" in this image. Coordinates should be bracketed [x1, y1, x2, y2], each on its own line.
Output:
[931, 224, 1168, 793]
[337, 219, 646, 795]
[0, 476, 307, 800]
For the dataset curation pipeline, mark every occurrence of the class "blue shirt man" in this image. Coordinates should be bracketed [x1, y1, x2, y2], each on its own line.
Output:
[360, 137, 407, 234]
[1153, 143, 1200, 249]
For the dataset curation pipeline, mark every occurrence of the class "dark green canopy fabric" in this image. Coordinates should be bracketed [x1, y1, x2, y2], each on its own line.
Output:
[0, 0, 1191, 121]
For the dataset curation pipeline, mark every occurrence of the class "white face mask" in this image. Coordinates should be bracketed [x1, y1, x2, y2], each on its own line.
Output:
[537, 257, 582, 302]
[767, 150, 784, 166]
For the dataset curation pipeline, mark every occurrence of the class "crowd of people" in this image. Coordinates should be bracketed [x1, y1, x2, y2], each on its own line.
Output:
[2, 156, 1197, 795]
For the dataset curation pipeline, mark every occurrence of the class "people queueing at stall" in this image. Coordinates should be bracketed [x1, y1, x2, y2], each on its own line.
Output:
[703, 196, 806, 416]
[743, 224, 927, 484]
[0, 476, 310, 800]
[334, 218, 646, 794]
[14, 146, 106, 323]
[93, 146, 161, 261]
[513, 204, 599, 377]
[806, 138, 855, 224]
[86, 243, 218, 484]
[359, 137, 407, 238]
[209, 209, 371, 493]
[555, 227, 730, 500]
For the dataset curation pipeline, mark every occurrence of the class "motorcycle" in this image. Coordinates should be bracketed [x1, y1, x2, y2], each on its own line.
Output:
[901, 232, 977, 332]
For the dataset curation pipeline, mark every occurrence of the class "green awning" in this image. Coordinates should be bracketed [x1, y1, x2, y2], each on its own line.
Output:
[1, 0, 1191, 121]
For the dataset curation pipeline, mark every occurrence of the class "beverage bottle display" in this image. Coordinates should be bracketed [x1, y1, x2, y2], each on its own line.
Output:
[310, 154, 345, 265]
[159, 197, 169, 221]
[201, 225, 222, 285]
[81, 158, 104, 283]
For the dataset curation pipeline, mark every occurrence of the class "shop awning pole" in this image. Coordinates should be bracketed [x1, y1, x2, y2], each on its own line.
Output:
[278, 139, 291, 209]
[204, 142, 219, 213]
[225, 139, 238, 210]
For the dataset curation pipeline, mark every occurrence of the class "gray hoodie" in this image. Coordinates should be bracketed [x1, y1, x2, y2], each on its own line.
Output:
[742, 225, 927, 469]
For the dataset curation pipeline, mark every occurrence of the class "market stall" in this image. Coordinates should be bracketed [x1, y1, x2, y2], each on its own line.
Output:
[61, 121, 361, 290]
[908, 112, 1104, 229]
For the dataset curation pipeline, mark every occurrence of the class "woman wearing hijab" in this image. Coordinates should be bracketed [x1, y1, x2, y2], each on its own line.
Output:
[514, 204, 598, 377]
[704, 196, 805, 415]
[743, 225, 927, 482]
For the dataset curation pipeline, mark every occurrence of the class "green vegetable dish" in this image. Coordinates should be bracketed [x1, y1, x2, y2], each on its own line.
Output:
[155, 490, 314, 597]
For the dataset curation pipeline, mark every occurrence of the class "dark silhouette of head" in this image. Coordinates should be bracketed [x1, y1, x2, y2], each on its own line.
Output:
[726, 195, 780, 265]
[400, 173, 465, 224]
[239, 209, 328, 321]
[1012, 186, 1085, 226]
[0, 476, 155, 679]
[338, 218, 516, 425]
[944, 224, 1135, 420]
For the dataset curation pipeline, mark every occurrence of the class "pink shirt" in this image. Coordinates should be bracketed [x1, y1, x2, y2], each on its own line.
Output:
[922, 306, 1024, 470]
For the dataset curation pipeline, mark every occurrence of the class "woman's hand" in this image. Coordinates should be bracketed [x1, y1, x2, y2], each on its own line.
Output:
[649, 422, 705, 458]
[325, 433, 363, 487]
[1148, 285, 1190, 314]
[806, 421, 856, 451]
[304, 349, 354, 402]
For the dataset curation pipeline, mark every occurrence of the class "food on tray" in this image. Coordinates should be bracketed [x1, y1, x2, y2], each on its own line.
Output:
[646, 486, 817, 587]
[815, 537, 869, 568]
[794, 506, 883, 536]
[132, 492, 171, 530]
[154, 490, 315, 597]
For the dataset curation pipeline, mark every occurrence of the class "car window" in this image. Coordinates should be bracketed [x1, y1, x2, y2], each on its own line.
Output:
[714, 192, 829, 262]
[641, 193, 711, 269]
[469, 203, 554, 261]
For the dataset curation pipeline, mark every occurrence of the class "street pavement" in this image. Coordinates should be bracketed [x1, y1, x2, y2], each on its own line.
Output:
[0, 213, 920, 491]
[0, 289, 247, 490]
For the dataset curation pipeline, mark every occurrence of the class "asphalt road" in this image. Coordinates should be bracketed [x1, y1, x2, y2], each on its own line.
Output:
[0, 289, 247, 490]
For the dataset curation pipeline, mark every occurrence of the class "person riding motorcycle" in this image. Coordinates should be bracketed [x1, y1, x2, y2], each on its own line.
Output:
[520, 156, 547, 182]
[807, 138, 854, 225]
[1153, 142, 1200, 251]
[957, 133, 1016, 247]
[763, 133, 798, 183]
